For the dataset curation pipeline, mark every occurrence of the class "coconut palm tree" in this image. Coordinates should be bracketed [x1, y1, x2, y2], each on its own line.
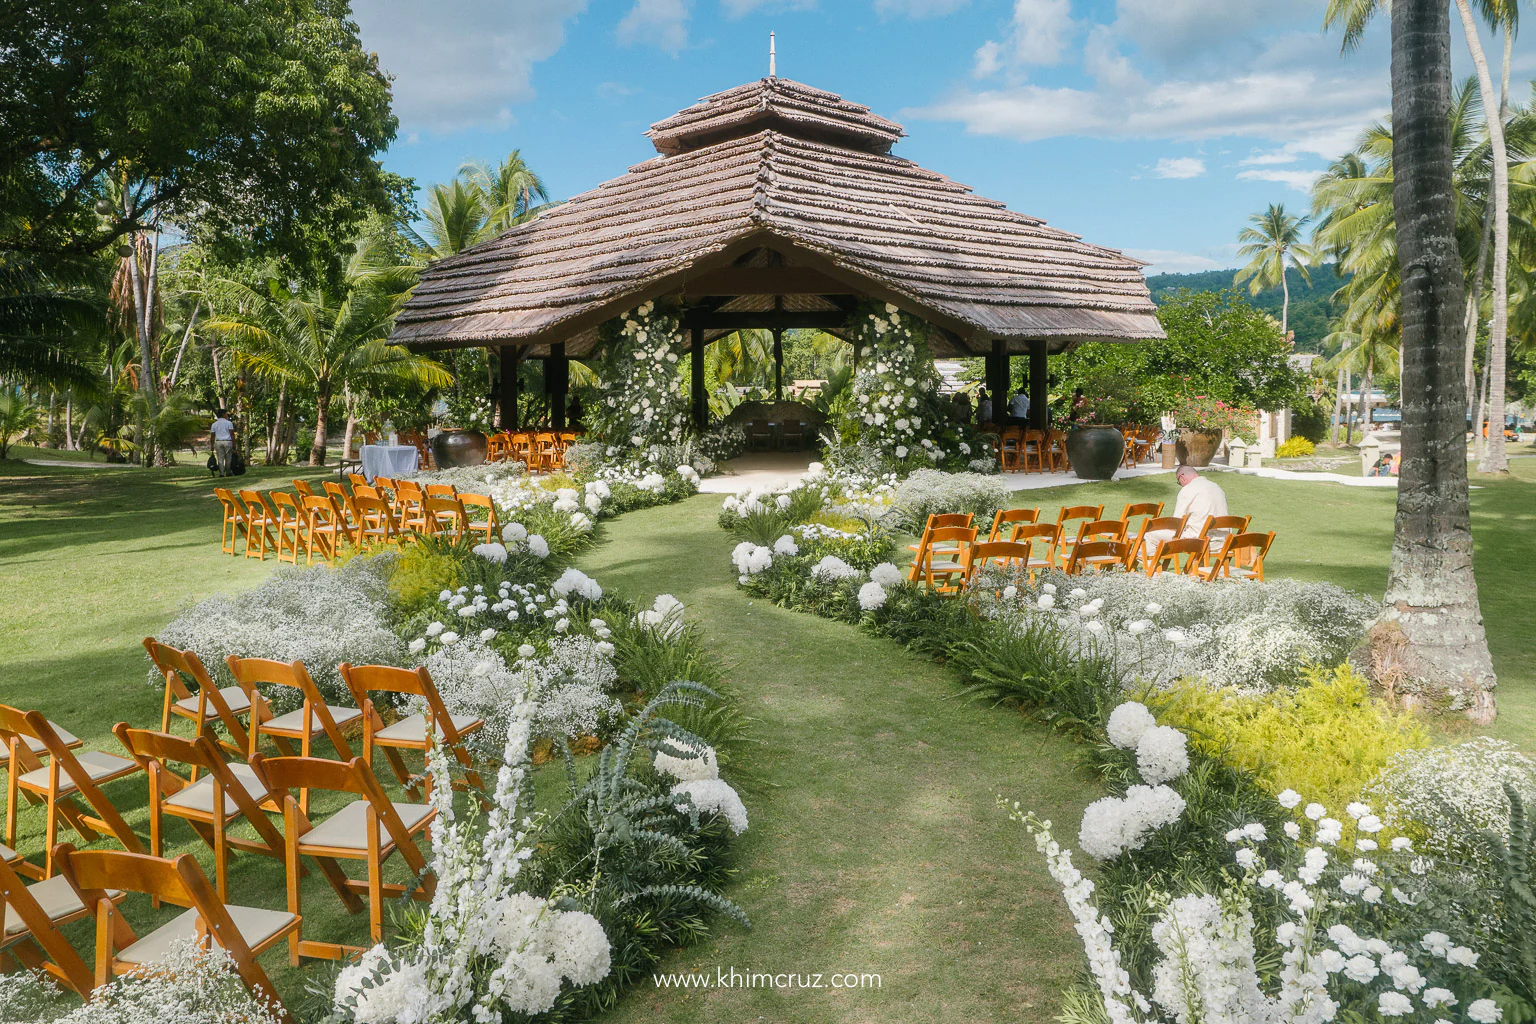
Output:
[463, 151, 551, 234]
[1235, 204, 1317, 337]
[404, 179, 491, 260]
[205, 233, 452, 466]
[1378, 0, 1497, 720]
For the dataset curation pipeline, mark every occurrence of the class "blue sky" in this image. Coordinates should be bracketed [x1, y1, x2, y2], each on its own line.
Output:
[350, 0, 1533, 275]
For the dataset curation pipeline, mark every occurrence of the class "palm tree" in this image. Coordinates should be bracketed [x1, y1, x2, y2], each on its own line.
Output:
[463, 151, 551, 234]
[1378, 0, 1497, 720]
[404, 179, 491, 259]
[1323, 321, 1400, 443]
[1325, 0, 1518, 473]
[205, 234, 452, 466]
[1235, 204, 1317, 337]
[0, 390, 41, 459]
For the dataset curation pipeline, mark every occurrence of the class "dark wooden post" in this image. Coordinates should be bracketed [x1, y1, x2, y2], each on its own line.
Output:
[773, 328, 784, 401]
[1029, 339, 1048, 430]
[499, 346, 520, 430]
[988, 338, 1009, 417]
[545, 342, 567, 429]
[691, 327, 707, 429]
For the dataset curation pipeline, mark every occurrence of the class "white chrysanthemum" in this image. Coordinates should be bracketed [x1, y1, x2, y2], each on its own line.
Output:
[1106, 702, 1156, 750]
[870, 562, 903, 587]
[1136, 725, 1189, 784]
[858, 582, 887, 611]
[552, 568, 603, 603]
[502, 522, 528, 544]
[654, 741, 719, 783]
[773, 534, 799, 556]
[527, 535, 549, 559]
[672, 778, 749, 834]
[810, 555, 860, 581]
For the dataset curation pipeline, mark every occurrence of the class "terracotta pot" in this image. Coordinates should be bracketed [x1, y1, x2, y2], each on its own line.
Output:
[1176, 428, 1223, 467]
[1065, 426, 1123, 481]
[430, 429, 488, 469]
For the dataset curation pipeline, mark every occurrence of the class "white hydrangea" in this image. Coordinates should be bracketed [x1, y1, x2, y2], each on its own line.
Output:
[1078, 784, 1186, 860]
[491, 892, 612, 1015]
[1106, 702, 1156, 751]
[773, 534, 799, 556]
[858, 581, 887, 611]
[870, 562, 903, 587]
[526, 534, 550, 559]
[633, 593, 686, 639]
[551, 568, 603, 603]
[1136, 725, 1190, 785]
[731, 542, 773, 575]
[810, 555, 860, 581]
[672, 778, 749, 834]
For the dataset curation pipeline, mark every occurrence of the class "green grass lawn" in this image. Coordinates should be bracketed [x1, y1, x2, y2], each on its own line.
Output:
[0, 453, 1531, 1021]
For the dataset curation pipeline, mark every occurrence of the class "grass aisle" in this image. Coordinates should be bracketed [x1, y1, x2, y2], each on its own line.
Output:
[576, 495, 1090, 1024]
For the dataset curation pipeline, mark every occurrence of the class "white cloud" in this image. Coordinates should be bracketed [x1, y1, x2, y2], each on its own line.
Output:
[1153, 156, 1206, 179]
[617, 0, 692, 54]
[874, 0, 970, 17]
[351, 0, 589, 133]
[1111, 0, 1319, 65]
[973, 0, 1076, 77]
[1122, 248, 1227, 274]
[1237, 167, 1326, 192]
[723, 0, 818, 16]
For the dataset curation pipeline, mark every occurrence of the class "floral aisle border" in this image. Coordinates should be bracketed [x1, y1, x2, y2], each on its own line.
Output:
[586, 301, 691, 451]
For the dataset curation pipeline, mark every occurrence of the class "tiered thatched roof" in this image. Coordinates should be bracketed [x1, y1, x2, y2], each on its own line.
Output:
[392, 77, 1163, 355]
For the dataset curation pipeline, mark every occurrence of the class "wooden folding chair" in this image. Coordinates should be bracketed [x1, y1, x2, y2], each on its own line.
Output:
[485, 433, 508, 463]
[1054, 504, 1105, 567]
[302, 495, 353, 565]
[1120, 501, 1164, 533]
[911, 526, 977, 592]
[999, 427, 1024, 471]
[0, 847, 120, 996]
[1022, 429, 1046, 474]
[347, 472, 368, 488]
[392, 480, 429, 534]
[1046, 429, 1070, 473]
[112, 726, 285, 903]
[340, 663, 486, 800]
[323, 481, 360, 529]
[0, 708, 143, 877]
[961, 540, 1032, 586]
[1198, 514, 1252, 560]
[214, 488, 244, 556]
[905, 513, 975, 579]
[269, 491, 304, 565]
[1007, 523, 1061, 580]
[291, 479, 315, 499]
[511, 433, 537, 471]
[1147, 537, 1207, 577]
[423, 495, 467, 539]
[372, 475, 398, 509]
[257, 756, 435, 962]
[423, 483, 457, 500]
[350, 495, 402, 550]
[56, 846, 297, 1021]
[1066, 539, 1132, 575]
[227, 657, 361, 811]
[237, 490, 279, 560]
[536, 432, 563, 470]
[457, 493, 501, 544]
[1202, 531, 1276, 581]
[145, 639, 254, 763]
[1126, 515, 1190, 572]
[988, 507, 1040, 542]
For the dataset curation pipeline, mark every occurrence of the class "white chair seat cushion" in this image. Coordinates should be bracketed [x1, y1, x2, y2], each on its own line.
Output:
[16, 721, 80, 758]
[264, 705, 362, 735]
[299, 800, 434, 853]
[18, 751, 137, 793]
[4, 876, 122, 936]
[164, 763, 269, 815]
[174, 686, 252, 716]
[117, 904, 296, 965]
[374, 713, 483, 745]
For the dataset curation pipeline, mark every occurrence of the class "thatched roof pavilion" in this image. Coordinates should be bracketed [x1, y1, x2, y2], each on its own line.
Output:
[392, 76, 1163, 428]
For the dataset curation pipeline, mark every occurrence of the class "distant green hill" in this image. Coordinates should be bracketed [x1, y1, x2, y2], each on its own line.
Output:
[1146, 265, 1350, 353]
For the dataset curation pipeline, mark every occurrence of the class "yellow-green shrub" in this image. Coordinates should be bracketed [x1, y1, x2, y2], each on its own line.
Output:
[389, 544, 461, 613]
[1276, 436, 1315, 457]
[1147, 664, 1427, 811]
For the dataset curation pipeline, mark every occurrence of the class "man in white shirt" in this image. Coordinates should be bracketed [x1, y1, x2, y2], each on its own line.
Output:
[1173, 466, 1229, 539]
[210, 410, 236, 476]
[1008, 388, 1031, 422]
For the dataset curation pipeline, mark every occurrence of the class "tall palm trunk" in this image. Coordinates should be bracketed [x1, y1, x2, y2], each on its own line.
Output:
[309, 384, 330, 466]
[1351, 360, 1371, 445]
[64, 395, 74, 450]
[125, 228, 159, 466]
[267, 381, 287, 464]
[1280, 266, 1291, 338]
[341, 388, 358, 463]
[1454, 0, 1510, 474]
[1463, 198, 1494, 420]
[1382, 0, 1496, 721]
[1332, 367, 1346, 444]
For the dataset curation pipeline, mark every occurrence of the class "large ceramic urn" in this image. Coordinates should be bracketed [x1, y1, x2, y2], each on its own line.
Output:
[1065, 426, 1124, 481]
[1175, 428, 1223, 467]
[431, 429, 488, 469]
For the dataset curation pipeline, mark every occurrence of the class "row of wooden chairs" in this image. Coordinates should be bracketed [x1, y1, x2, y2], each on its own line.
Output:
[485, 430, 582, 473]
[0, 642, 489, 1016]
[906, 504, 1275, 592]
[216, 479, 500, 563]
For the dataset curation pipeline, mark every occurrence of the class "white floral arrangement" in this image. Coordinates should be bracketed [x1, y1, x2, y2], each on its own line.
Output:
[1365, 738, 1536, 861]
[633, 593, 687, 640]
[587, 301, 691, 451]
[892, 468, 1011, 530]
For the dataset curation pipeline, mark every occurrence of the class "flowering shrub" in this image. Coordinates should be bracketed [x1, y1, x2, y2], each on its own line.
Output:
[1171, 391, 1257, 436]
[1366, 738, 1536, 862]
[837, 302, 985, 472]
[586, 301, 690, 451]
[892, 468, 1011, 531]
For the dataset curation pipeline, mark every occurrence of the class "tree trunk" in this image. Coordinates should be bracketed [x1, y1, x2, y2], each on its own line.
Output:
[1280, 263, 1290, 338]
[1462, 197, 1493, 415]
[64, 395, 74, 450]
[1454, 0, 1510, 474]
[1351, 360, 1370, 446]
[267, 381, 287, 465]
[1380, 0, 1496, 721]
[126, 229, 156, 467]
[1332, 367, 1346, 444]
[46, 391, 55, 444]
[167, 299, 199, 390]
[309, 386, 330, 466]
[341, 388, 357, 463]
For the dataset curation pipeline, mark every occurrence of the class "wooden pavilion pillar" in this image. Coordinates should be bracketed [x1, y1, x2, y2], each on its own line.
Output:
[772, 329, 784, 401]
[987, 338, 1010, 417]
[691, 327, 707, 429]
[499, 346, 520, 430]
[544, 342, 567, 429]
[1029, 339, 1048, 430]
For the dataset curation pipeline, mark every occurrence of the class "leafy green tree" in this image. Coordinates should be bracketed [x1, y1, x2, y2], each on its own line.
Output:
[0, 391, 41, 459]
[1235, 204, 1318, 336]
[205, 235, 451, 465]
[3, 0, 402, 268]
[464, 152, 552, 234]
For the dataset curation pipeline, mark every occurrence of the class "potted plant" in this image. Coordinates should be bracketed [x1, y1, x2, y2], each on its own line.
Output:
[1063, 367, 1143, 480]
[432, 392, 492, 468]
[1169, 393, 1256, 467]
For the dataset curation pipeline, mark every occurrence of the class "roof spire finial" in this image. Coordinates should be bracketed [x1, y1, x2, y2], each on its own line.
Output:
[769, 31, 776, 78]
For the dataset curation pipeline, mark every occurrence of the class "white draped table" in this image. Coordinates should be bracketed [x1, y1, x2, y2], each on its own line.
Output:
[359, 444, 419, 482]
